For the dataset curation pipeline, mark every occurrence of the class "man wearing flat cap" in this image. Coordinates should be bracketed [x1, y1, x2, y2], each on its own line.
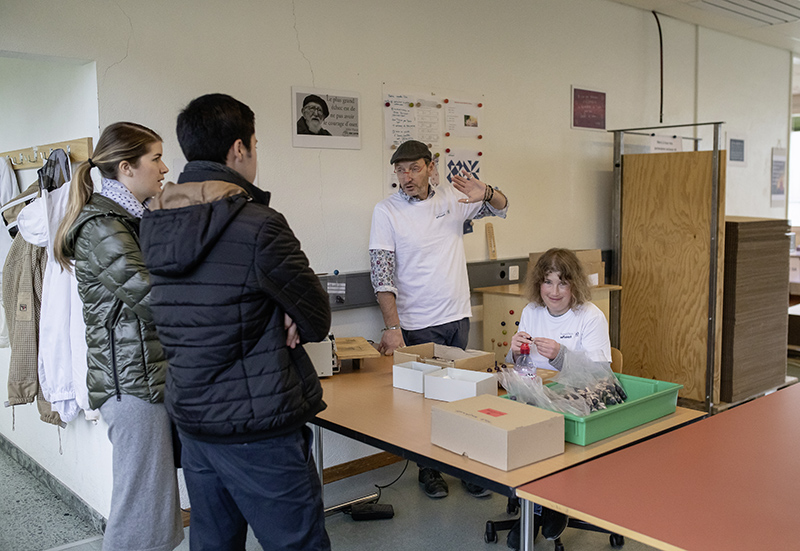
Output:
[297, 94, 332, 135]
[369, 140, 508, 499]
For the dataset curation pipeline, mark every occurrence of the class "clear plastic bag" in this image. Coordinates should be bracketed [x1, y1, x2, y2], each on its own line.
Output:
[551, 348, 628, 413]
[495, 348, 628, 417]
[494, 367, 590, 416]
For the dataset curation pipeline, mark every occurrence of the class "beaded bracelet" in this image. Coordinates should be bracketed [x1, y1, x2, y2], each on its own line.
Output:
[483, 185, 494, 203]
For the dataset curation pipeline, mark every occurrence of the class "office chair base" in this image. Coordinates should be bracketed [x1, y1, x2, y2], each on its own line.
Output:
[484, 515, 625, 550]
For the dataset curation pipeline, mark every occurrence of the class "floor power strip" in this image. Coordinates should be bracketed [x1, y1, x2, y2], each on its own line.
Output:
[349, 503, 395, 520]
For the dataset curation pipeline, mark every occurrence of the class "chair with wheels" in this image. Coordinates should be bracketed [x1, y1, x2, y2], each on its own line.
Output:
[484, 348, 626, 550]
[483, 494, 625, 550]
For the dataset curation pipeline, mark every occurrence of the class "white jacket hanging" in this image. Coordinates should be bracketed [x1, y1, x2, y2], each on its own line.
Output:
[17, 181, 92, 422]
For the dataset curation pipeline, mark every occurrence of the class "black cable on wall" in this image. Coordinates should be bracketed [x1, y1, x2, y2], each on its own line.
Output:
[653, 11, 664, 123]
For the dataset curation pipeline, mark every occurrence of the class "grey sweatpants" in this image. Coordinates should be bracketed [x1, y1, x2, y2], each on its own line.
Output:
[100, 394, 184, 551]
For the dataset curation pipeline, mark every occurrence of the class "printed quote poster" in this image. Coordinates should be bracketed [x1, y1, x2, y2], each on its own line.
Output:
[292, 86, 361, 149]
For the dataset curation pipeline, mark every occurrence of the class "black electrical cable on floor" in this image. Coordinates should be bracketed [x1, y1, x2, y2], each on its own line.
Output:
[653, 10, 664, 123]
[370, 460, 409, 503]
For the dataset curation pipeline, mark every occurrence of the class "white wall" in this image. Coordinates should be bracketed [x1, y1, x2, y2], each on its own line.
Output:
[0, 55, 109, 514]
[697, 28, 792, 217]
[0, 0, 791, 517]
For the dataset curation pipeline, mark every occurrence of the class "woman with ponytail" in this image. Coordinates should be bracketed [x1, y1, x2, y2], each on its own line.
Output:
[55, 122, 183, 551]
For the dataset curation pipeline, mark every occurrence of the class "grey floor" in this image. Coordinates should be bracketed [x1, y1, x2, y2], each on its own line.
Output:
[2, 446, 660, 551]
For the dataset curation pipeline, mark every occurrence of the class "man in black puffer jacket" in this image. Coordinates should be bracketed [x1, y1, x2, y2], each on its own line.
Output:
[140, 94, 331, 551]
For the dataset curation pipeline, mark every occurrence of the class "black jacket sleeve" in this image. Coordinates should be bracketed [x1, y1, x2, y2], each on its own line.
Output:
[254, 210, 331, 343]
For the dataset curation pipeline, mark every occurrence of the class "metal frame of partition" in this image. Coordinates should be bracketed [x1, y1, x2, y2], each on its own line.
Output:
[609, 122, 724, 413]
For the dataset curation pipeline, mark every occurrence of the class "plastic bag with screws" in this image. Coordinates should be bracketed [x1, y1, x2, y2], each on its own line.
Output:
[493, 366, 591, 416]
[550, 348, 627, 413]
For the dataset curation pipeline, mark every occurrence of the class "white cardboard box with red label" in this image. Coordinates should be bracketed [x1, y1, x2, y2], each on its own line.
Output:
[431, 394, 564, 471]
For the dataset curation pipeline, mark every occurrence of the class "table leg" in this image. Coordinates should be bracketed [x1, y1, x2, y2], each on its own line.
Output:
[520, 498, 535, 551]
[312, 424, 324, 497]
[311, 424, 379, 516]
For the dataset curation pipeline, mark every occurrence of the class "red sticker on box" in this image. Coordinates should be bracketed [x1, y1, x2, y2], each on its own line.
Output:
[478, 408, 507, 417]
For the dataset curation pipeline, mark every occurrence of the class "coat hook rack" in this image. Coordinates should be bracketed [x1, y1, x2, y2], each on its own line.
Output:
[0, 138, 92, 172]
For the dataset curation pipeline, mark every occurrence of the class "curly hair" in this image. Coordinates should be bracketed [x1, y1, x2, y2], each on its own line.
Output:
[523, 248, 592, 309]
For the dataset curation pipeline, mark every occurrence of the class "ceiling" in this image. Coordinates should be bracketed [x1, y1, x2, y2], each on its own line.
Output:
[609, 1, 800, 90]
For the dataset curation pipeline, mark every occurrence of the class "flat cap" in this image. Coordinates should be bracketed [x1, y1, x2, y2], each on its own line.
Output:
[390, 140, 432, 165]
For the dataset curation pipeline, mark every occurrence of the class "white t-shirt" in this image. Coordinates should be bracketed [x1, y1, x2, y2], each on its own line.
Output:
[513, 302, 611, 370]
[369, 185, 484, 330]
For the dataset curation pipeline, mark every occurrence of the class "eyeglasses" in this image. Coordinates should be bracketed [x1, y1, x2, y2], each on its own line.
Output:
[394, 164, 425, 175]
[303, 105, 325, 115]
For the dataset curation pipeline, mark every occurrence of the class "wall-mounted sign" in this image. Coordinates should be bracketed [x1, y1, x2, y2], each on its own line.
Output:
[771, 147, 786, 208]
[727, 132, 746, 167]
[571, 86, 606, 130]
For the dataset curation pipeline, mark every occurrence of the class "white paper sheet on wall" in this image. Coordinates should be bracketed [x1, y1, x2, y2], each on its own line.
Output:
[383, 93, 444, 147]
[445, 99, 481, 137]
[650, 135, 682, 153]
[771, 147, 786, 208]
[384, 93, 416, 146]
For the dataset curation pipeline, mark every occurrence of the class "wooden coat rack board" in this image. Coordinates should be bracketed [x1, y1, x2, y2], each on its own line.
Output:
[2, 137, 94, 171]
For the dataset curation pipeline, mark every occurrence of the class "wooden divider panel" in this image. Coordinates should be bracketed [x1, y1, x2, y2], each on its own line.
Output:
[621, 151, 724, 402]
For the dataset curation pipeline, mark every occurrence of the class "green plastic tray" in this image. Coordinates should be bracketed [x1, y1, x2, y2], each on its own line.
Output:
[506, 373, 682, 446]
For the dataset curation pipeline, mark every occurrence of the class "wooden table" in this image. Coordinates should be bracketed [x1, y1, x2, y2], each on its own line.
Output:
[312, 356, 704, 550]
[517, 382, 800, 551]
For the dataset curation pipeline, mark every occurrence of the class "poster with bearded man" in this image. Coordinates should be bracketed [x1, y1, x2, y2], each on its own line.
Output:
[292, 87, 361, 150]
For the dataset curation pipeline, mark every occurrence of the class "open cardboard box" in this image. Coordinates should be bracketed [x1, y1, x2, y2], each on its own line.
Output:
[393, 361, 442, 393]
[431, 394, 564, 471]
[394, 342, 495, 372]
[423, 367, 497, 402]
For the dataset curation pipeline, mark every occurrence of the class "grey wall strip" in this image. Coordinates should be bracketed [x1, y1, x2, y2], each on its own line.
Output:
[321, 251, 612, 312]
[320, 256, 531, 312]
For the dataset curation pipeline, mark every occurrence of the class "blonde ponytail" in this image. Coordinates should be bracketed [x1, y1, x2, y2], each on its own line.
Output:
[54, 122, 162, 271]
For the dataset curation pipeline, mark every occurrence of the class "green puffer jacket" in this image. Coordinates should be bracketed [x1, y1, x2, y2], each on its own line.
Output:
[63, 194, 166, 410]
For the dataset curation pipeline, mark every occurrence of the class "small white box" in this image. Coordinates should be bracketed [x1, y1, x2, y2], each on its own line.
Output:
[791, 255, 800, 283]
[393, 361, 442, 393]
[432, 395, 564, 471]
[303, 338, 334, 377]
[424, 368, 497, 402]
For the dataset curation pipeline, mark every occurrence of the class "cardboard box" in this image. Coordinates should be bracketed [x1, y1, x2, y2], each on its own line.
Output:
[393, 361, 442, 393]
[529, 249, 604, 286]
[393, 342, 495, 372]
[423, 368, 497, 402]
[431, 395, 564, 471]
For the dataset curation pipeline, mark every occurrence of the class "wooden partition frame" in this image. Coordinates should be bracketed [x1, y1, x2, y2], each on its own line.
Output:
[610, 123, 724, 410]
